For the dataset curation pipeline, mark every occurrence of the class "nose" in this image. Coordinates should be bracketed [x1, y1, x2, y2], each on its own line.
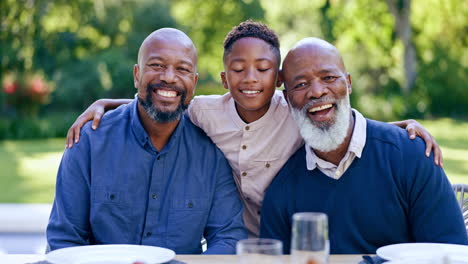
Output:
[160, 66, 176, 83]
[243, 67, 258, 83]
[306, 80, 328, 99]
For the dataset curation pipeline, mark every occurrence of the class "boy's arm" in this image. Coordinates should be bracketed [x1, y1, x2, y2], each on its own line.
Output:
[66, 99, 131, 148]
[390, 119, 443, 166]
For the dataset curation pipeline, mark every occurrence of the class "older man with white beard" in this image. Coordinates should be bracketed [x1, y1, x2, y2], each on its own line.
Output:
[259, 37, 468, 254]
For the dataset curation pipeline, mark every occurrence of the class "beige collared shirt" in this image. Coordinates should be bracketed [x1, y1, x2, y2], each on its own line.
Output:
[188, 91, 303, 236]
[305, 109, 367, 179]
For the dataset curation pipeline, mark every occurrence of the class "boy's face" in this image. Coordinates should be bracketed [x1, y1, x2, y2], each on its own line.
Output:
[221, 37, 279, 122]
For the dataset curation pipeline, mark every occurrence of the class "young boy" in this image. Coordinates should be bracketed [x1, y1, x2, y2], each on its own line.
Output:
[65, 21, 442, 237]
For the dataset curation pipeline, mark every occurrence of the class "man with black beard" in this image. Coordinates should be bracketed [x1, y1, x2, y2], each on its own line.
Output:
[47, 28, 247, 254]
[260, 38, 468, 254]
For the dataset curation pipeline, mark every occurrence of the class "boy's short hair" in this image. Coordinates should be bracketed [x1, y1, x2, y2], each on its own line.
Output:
[223, 20, 281, 66]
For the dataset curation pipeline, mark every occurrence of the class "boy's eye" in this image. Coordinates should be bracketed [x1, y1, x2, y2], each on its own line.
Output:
[232, 69, 243, 73]
[258, 68, 270, 72]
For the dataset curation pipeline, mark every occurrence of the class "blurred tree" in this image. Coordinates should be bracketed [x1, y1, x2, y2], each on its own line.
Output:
[1, 0, 177, 112]
[385, 0, 417, 93]
[171, 0, 265, 83]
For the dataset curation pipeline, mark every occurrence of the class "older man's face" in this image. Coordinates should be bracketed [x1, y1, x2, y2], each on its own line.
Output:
[282, 44, 352, 152]
[134, 34, 198, 123]
[282, 46, 350, 129]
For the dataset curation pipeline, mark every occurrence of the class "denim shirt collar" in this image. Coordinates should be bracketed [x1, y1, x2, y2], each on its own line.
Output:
[130, 98, 185, 154]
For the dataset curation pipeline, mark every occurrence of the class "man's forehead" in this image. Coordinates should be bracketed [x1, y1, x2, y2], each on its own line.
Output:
[138, 28, 197, 65]
[283, 43, 345, 76]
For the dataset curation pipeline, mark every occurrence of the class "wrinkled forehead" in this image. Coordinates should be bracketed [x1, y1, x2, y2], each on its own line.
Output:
[282, 45, 345, 78]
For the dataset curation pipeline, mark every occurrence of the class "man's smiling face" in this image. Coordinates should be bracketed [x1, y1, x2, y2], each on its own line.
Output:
[282, 38, 353, 152]
[134, 29, 198, 123]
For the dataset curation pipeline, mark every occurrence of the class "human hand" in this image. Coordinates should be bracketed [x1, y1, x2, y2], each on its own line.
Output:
[392, 119, 443, 167]
[65, 99, 106, 148]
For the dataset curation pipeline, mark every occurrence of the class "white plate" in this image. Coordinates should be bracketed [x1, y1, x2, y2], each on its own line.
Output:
[46, 244, 175, 264]
[377, 243, 468, 264]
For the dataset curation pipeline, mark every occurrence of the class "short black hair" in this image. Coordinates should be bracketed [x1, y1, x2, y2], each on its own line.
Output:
[223, 20, 281, 66]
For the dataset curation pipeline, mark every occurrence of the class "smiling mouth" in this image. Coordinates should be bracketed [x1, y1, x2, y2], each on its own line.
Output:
[154, 88, 180, 98]
[241, 90, 261, 95]
[308, 104, 334, 115]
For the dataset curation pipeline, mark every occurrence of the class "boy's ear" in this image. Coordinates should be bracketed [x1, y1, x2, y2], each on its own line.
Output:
[220, 72, 229, 90]
[133, 64, 140, 89]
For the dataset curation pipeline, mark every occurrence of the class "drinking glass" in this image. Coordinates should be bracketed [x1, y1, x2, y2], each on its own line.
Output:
[236, 238, 283, 264]
[291, 212, 329, 264]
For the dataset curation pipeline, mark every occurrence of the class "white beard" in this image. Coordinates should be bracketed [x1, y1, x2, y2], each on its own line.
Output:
[290, 92, 351, 153]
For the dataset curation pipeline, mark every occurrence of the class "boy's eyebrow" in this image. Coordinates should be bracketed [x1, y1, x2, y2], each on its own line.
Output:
[229, 57, 274, 63]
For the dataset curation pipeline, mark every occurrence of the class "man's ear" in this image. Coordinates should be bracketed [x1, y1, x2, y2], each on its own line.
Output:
[276, 70, 283, 88]
[282, 90, 289, 104]
[133, 64, 140, 89]
[346, 73, 352, 94]
[220, 72, 229, 90]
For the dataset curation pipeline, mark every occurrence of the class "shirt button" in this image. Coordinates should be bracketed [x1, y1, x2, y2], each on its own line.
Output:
[146, 232, 152, 237]
[152, 194, 157, 199]
[187, 202, 193, 208]
[242, 145, 247, 150]
[245, 126, 250, 131]
[265, 163, 270, 168]
[157, 156, 161, 160]
[242, 172, 247, 177]
[109, 194, 115, 200]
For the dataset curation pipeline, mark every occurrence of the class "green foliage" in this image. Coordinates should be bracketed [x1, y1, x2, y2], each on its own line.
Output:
[171, 0, 265, 81]
[1, 0, 467, 140]
[0, 111, 81, 140]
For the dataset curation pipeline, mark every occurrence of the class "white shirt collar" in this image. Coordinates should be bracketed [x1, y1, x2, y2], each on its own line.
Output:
[305, 109, 367, 173]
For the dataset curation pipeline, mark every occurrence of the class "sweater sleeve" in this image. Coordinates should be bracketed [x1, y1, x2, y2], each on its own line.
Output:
[260, 171, 293, 254]
[402, 138, 468, 245]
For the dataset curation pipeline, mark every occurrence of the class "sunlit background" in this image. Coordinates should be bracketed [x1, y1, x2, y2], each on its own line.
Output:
[1, 0, 467, 204]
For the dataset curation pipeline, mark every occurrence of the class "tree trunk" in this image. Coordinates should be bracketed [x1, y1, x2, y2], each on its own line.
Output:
[385, 0, 417, 93]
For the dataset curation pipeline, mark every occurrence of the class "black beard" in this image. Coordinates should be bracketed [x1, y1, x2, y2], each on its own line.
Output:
[138, 83, 188, 123]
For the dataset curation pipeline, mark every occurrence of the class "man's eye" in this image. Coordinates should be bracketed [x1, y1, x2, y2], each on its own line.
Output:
[178, 67, 190, 72]
[323, 76, 337, 82]
[294, 82, 307, 89]
[150, 63, 162, 68]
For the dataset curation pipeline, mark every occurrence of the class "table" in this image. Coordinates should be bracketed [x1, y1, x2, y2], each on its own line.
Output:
[0, 254, 364, 264]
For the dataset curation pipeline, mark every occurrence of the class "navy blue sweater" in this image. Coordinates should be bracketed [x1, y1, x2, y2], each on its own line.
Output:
[260, 119, 468, 254]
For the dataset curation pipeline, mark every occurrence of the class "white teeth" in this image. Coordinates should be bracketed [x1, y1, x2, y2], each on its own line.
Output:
[309, 104, 333, 113]
[242, 90, 260, 94]
[156, 90, 177, 98]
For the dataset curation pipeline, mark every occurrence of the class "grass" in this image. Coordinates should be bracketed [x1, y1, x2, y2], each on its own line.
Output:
[0, 118, 467, 203]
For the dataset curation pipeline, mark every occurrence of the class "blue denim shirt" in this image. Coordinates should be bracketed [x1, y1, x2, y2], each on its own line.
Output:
[47, 99, 247, 254]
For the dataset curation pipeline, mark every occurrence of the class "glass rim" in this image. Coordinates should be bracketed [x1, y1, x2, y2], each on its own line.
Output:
[237, 238, 283, 249]
[293, 212, 327, 221]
